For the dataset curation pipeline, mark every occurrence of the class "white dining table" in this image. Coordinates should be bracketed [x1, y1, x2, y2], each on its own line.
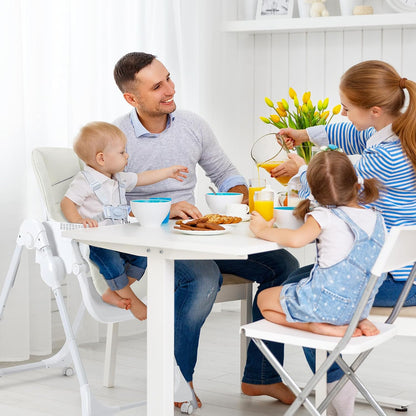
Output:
[63, 220, 280, 415]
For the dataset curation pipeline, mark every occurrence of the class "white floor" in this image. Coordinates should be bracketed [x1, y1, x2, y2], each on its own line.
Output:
[0, 307, 415, 415]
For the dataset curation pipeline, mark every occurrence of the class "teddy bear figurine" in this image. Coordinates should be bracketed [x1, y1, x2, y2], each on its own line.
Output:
[308, 0, 329, 17]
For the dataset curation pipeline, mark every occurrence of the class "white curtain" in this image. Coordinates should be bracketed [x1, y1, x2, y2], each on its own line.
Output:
[0, 0, 225, 360]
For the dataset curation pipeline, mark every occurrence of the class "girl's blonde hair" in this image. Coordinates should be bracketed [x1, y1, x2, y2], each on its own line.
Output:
[73, 121, 126, 165]
[339, 60, 416, 172]
[294, 151, 380, 220]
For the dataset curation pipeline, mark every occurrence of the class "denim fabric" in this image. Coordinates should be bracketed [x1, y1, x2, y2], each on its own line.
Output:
[280, 208, 386, 325]
[216, 249, 299, 385]
[174, 260, 222, 381]
[89, 246, 147, 290]
[373, 274, 416, 307]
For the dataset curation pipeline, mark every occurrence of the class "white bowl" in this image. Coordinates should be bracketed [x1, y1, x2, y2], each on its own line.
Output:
[274, 207, 304, 230]
[205, 192, 243, 214]
[130, 198, 171, 228]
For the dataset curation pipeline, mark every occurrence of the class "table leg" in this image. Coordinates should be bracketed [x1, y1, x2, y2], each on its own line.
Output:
[147, 250, 175, 416]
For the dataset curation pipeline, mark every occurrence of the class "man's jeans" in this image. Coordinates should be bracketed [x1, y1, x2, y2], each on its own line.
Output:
[216, 249, 299, 385]
[171, 249, 298, 383]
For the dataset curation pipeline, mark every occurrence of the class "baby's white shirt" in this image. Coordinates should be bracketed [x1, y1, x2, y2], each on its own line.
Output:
[65, 166, 137, 225]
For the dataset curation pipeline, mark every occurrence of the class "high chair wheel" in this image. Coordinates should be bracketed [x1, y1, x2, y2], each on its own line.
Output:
[180, 402, 194, 414]
[63, 367, 74, 377]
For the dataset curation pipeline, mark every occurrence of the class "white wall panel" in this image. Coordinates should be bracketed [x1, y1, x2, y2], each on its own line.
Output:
[218, 17, 416, 184]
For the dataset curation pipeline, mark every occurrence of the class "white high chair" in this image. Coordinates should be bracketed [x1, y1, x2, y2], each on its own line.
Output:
[0, 147, 197, 415]
[30, 147, 254, 388]
[241, 225, 416, 416]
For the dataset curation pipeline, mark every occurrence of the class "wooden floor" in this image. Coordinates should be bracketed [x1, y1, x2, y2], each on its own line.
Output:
[0, 307, 415, 415]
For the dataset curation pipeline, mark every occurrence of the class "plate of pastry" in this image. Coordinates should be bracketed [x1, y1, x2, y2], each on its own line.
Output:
[173, 218, 232, 235]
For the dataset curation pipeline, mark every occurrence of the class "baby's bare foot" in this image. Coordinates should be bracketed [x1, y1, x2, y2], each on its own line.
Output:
[309, 322, 362, 337]
[130, 298, 147, 321]
[102, 288, 131, 310]
[358, 319, 379, 336]
[241, 382, 296, 404]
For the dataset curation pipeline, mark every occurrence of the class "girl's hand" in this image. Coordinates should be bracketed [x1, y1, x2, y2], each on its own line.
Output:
[81, 218, 98, 228]
[279, 128, 309, 147]
[169, 165, 189, 182]
[249, 211, 274, 236]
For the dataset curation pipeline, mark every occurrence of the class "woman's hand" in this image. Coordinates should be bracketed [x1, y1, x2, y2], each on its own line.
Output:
[249, 211, 274, 237]
[279, 127, 309, 148]
[270, 153, 306, 179]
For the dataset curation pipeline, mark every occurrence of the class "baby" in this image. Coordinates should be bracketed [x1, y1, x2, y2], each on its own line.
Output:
[61, 121, 188, 319]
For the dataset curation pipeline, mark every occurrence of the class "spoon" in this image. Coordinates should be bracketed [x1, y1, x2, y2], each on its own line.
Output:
[209, 186, 217, 195]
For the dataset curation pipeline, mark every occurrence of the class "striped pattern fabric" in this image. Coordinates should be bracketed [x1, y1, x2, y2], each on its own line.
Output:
[300, 122, 416, 281]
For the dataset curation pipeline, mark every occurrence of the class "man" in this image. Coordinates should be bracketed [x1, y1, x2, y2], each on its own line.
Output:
[113, 52, 299, 407]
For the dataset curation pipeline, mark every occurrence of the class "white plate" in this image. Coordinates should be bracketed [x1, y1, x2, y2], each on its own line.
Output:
[173, 225, 231, 236]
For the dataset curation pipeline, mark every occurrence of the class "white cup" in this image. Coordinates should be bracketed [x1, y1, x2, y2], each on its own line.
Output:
[274, 207, 304, 230]
[226, 203, 250, 220]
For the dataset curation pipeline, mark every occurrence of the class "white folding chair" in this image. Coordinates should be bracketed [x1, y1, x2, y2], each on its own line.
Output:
[241, 225, 416, 416]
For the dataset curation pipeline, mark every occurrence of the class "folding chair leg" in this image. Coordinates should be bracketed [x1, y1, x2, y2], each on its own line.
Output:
[252, 338, 320, 416]
[103, 322, 119, 387]
[333, 355, 387, 416]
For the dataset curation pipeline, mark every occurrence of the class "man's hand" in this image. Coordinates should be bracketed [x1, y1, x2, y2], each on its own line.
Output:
[270, 153, 306, 179]
[228, 184, 249, 205]
[170, 201, 202, 220]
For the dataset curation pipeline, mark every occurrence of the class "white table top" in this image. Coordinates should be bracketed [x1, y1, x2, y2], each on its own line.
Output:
[62, 220, 279, 260]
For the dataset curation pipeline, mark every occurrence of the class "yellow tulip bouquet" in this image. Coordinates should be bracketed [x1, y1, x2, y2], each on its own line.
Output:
[260, 88, 341, 163]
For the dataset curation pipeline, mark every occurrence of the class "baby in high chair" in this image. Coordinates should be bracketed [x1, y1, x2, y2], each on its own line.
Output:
[61, 121, 188, 320]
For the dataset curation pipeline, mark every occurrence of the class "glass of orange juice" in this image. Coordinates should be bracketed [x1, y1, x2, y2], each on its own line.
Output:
[253, 189, 275, 221]
[248, 178, 266, 213]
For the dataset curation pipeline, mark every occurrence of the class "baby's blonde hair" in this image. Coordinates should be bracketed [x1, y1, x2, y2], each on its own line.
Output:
[73, 121, 126, 165]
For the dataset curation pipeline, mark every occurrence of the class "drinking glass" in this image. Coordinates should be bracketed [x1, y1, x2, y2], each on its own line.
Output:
[253, 189, 275, 221]
[248, 178, 266, 213]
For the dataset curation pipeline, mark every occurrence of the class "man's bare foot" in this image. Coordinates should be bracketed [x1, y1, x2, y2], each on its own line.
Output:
[358, 319, 379, 336]
[130, 298, 147, 321]
[174, 381, 202, 409]
[241, 382, 296, 404]
[102, 288, 131, 310]
[309, 322, 362, 337]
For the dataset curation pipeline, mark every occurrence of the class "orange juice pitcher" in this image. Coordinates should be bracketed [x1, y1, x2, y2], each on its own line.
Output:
[251, 133, 290, 185]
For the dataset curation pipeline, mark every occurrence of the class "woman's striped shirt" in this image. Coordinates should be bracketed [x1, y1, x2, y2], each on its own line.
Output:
[300, 122, 416, 281]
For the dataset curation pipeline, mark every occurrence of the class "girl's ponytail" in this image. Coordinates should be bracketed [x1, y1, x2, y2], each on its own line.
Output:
[358, 178, 380, 205]
[393, 78, 416, 173]
[293, 199, 311, 220]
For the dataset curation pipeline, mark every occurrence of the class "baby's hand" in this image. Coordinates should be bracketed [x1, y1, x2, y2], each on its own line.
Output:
[170, 165, 188, 182]
[249, 211, 274, 236]
[81, 218, 98, 228]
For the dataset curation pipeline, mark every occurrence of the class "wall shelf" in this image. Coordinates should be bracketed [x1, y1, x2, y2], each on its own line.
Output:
[223, 12, 416, 34]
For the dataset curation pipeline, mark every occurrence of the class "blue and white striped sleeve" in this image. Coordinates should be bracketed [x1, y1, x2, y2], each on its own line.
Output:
[307, 123, 374, 155]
